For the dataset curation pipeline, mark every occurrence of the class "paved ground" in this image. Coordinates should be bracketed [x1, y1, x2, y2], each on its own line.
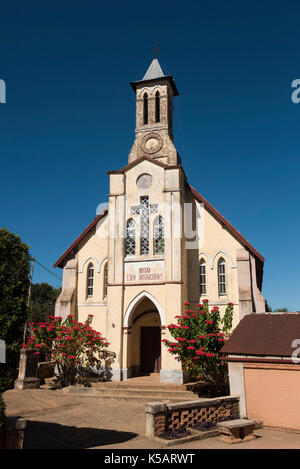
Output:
[3, 386, 300, 449]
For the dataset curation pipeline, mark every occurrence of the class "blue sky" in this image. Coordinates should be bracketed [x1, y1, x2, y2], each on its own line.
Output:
[0, 1, 299, 310]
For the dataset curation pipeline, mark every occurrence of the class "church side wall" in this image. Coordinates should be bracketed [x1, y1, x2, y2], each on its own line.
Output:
[76, 216, 109, 337]
[187, 199, 255, 329]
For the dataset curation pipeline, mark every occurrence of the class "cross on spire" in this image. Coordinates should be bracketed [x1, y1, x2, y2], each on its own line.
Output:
[154, 42, 159, 58]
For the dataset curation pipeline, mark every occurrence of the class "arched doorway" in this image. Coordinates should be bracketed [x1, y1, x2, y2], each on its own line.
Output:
[125, 295, 162, 376]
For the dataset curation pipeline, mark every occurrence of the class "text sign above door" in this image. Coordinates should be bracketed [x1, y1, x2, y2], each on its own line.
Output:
[124, 260, 165, 284]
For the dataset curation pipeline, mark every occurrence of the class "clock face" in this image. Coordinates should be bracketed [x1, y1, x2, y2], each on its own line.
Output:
[145, 137, 159, 151]
[141, 132, 163, 154]
[136, 173, 152, 189]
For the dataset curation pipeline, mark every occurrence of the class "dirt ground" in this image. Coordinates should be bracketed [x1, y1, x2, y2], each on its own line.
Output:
[3, 387, 300, 450]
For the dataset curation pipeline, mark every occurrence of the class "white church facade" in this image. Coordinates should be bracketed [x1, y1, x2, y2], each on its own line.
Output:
[54, 59, 265, 384]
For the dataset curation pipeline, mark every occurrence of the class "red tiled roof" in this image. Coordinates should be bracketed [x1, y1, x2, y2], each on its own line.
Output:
[188, 185, 264, 263]
[53, 207, 108, 268]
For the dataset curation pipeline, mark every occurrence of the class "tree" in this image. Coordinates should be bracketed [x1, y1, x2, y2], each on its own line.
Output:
[162, 301, 234, 396]
[0, 228, 31, 393]
[28, 283, 61, 323]
[24, 314, 115, 387]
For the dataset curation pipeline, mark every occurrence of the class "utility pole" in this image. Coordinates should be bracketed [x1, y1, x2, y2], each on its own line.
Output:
[23, 256, 35, 344]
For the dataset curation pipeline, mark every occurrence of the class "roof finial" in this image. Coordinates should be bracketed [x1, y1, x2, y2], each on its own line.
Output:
[154, 42, 159, 58]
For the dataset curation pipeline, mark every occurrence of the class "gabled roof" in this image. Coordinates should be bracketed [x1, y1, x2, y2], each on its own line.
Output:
[221, 313, 300, 358]
[189, 185, 264, 264]
[53, 207, 108, 268]
[143, 58, 165, 80]
[53, 169, 264, 269]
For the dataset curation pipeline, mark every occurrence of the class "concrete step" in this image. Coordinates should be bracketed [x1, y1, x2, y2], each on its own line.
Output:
[75, 387, 198, 399]
[92, 381, 206, 393]
[62, 387, 201, 403]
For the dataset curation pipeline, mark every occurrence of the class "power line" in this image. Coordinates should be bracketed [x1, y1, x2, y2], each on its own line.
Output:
[31, 257, 62, 282]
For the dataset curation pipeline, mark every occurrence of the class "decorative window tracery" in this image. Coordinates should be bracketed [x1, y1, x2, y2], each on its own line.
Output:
[140, 196, 149, 255]
[126, 219, 136, 255]
[153, 216, 165, 255]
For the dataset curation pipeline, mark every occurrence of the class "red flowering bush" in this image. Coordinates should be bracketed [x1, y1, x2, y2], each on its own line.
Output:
[23, 314, 115, 387]
[162, 301, 234, 396]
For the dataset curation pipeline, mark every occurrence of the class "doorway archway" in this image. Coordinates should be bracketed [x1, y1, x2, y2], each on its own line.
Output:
[125, 294, 162, 376]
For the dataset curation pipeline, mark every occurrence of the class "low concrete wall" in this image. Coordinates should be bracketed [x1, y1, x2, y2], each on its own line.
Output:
[145, 396, 240, 438]
[0, 417, 26, 449]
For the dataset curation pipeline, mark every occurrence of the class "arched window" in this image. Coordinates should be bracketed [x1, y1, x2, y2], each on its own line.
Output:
[218, 258, 226, 295]
[126, 219, 136, 255]
[104, 263, 108, 298]
[155, 91, 160, 123]
[143, 93, 148, 125]
[140, 196, 149, 255]
[199, 259, 206, 295]
[87, 263, 94, 297]
[153, 216, 165, 254]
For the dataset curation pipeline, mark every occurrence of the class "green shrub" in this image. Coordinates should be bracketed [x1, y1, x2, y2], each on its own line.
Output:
[162, 301, 234, 396]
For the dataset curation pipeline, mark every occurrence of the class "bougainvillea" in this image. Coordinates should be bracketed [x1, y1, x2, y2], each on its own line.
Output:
[162, 300, 234, 396]
[23, 314, 115, 387]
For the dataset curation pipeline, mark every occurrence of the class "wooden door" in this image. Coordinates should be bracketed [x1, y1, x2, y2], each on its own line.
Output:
[140, 327, 161, 373]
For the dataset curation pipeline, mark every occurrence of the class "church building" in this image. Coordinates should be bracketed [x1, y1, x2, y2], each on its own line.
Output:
[54, 58, 266, 384]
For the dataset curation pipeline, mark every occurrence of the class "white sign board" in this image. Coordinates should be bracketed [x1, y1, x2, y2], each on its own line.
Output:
[125, 260, 165, 284]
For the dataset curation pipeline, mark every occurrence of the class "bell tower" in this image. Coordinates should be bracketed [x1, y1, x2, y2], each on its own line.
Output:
[128, 58, 181, 166]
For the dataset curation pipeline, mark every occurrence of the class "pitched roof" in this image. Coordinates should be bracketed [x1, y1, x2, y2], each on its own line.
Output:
[107, 155, 182, 175]
[188, 185, 264, 264]
[53, 207, 108, 268]
[143, 58, 165, 80]
[221, 313, 300, 358]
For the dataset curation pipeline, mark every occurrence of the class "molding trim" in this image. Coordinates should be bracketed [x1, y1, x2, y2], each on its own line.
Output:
[77, 302, 107, 306]
[78, 256, 99, 273]
[189, 250, 237, 270]
[123, 291, 165, 327]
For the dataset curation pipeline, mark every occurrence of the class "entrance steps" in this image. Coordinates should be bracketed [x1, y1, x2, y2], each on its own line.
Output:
[61, 374, 208, 403]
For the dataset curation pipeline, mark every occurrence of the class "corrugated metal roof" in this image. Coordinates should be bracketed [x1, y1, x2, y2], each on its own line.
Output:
[221, 314, 300, 357]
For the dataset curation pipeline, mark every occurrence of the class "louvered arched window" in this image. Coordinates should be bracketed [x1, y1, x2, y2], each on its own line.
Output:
[87, 263, 94, 297]
[155, 91, 160, 123]
[199, 259, 206, 295]
[126, 219, 136, 255]
[218, 258, 226, 295]
[153, 216, 165, 254]
[143, 93, 148, 125]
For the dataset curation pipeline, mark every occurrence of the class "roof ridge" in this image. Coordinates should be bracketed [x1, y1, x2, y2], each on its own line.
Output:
[189, 184, 264, 263]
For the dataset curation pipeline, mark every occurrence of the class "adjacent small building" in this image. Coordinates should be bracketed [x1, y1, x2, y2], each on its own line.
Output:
[222, 313, 300, 431]
[54, 58, 265, 384]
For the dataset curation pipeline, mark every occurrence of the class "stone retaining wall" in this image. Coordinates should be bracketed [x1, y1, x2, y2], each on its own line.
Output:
[145, 396, 240, 438]
[0, 417, 26, 449]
